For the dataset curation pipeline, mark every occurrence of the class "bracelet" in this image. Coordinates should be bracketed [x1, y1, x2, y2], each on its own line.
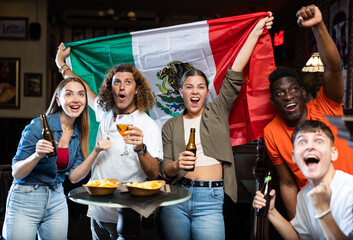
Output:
[61, 66, 70, 77]
[314, 208, 331, 219]
[58, 64, 68, 73]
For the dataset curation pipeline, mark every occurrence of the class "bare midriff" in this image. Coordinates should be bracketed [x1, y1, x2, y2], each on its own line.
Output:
[185, 163, 222, 180]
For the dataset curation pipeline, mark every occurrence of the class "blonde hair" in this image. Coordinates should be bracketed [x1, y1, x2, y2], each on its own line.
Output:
[46, 77, 89, 158]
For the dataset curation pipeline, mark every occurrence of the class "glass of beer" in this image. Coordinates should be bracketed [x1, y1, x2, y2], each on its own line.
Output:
[115, 114, 133, 155]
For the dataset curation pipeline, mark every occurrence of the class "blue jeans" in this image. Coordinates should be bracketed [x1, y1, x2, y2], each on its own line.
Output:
[160, 182, 225, 240]
[90, 218, 119, 240]
[2, 184, 68, 240]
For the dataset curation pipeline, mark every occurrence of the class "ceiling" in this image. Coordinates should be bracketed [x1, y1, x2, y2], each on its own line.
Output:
[58, 0, 293, 17]
[51, 0, 309, 30]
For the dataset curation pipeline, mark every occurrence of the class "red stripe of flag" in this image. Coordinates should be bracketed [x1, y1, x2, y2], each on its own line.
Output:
[208, 12, 276, 145]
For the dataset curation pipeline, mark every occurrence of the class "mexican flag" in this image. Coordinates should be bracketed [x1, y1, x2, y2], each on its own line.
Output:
[65, 12, 276, 152]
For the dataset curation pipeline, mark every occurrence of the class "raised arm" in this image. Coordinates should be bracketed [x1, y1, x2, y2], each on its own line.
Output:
[55, 43, 97, 109]
[231, 12, 273, 72]
[297, 5, 343, 103]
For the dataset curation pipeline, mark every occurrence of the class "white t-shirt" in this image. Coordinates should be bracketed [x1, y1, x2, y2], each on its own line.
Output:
[87, 99, 163, 223]
[291, 170, 353, 240]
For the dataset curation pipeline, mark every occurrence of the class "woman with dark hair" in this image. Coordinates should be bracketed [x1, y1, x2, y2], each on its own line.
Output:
[2, 77, 111, 240]
[159, 14, 273, 240]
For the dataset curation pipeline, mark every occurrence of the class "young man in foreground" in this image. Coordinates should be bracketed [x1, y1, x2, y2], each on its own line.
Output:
[254, 120, 353, 239]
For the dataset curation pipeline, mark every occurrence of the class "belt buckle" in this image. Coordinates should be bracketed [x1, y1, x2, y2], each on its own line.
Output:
[190, 179, 195, 186]
[181, 178, 187, 187]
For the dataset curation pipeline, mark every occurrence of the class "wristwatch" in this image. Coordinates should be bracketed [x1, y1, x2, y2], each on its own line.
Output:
[134, 144, 147, 155]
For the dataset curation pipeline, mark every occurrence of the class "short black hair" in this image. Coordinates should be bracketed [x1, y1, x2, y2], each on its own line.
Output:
[291, 120, 335, 145]
[269, 66, 302, 94]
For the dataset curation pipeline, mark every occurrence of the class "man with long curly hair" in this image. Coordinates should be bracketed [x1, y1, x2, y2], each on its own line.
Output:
[56, 44, 163, 240]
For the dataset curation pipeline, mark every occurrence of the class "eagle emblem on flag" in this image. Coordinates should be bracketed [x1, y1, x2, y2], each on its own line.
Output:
[155, 61, 195, 116]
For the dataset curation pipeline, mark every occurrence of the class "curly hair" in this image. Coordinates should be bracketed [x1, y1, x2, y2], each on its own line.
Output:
[97, 63, 155, 112]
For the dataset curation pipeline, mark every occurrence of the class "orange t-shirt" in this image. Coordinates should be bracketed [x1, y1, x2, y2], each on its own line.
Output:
[264, 87, 353, 189]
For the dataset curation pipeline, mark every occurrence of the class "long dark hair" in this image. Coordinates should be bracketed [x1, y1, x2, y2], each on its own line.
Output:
[47, 77, 89, 158]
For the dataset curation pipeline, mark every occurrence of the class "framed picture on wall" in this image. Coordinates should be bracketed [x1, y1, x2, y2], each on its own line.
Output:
[0, 58, 20, 109]
[24, 73, 42, 97]
[0, 17, 28, 40]
[72, 27, 86, 42]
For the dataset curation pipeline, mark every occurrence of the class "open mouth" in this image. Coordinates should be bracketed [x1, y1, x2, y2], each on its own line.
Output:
[119, 94, 126, 100]
[70, 105, 80, 110]
[285, 102, 297, 111]
[190, 97, 199, 106]
[304, 155, 319, 167]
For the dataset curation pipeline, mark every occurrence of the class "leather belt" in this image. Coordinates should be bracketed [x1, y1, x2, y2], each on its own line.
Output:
[179, 177, 223, 188]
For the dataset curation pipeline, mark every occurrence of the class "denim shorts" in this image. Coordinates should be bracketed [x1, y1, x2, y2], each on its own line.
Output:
[2, 184, 68, 240]
[160, 179, 225, 240]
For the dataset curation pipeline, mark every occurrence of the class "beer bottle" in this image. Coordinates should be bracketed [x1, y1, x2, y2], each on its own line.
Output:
[185, 128, 196, 171]
[41, 114, 57, 157]
[256, 171, 272, 217]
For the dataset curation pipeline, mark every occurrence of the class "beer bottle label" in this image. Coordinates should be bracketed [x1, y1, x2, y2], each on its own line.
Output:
[264, 176, 272, 183]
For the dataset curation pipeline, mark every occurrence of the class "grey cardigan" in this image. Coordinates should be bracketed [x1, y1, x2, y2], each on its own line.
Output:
[160, 69, 243, 203]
